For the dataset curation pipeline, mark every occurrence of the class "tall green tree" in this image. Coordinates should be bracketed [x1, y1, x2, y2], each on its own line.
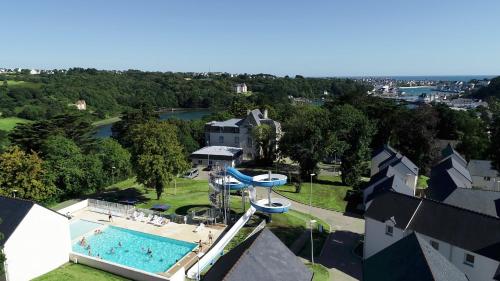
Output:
[0, 146, 55, 201]
[330, 105, 375, 187]
[130, 121, 190, 199]
[490, 110, 500, 171]
[252, 124, 277, 164]
[280, 106, 333, 178]
[92, 138, 132, 185]
[111, 107, 159, 148]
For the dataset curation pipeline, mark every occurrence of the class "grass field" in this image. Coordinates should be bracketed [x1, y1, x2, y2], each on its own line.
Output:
[306, 263, 330, 281]
[0, 117, 31, 131]
[276, 175, 352, 212]
[3, 80, 41, 89]
[33, 263, 128, 281]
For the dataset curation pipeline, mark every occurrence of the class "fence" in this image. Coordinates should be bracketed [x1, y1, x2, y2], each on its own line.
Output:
[87, 199, 135, 218]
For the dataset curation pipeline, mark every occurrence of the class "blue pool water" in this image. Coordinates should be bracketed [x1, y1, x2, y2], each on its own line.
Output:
[72, 225, 197, 273]
[70, 219, 103, 240]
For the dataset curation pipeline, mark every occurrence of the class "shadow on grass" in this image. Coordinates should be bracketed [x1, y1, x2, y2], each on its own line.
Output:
[88, 187, 149, 204]
[313, 178, 345, 186]
[344, 190, 363, 216]
[175, 204, 212, 215]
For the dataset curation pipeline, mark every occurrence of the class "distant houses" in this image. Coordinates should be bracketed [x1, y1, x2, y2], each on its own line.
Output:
[75, 100, 87, 110]
[233, 83, 248, 94]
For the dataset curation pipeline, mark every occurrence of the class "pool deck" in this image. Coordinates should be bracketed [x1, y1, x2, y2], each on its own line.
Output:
[71, 208, 226, 277]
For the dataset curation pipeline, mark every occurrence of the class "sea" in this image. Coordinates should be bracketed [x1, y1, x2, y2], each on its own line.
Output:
[369, 75, 497, 82]
[94, 109, 212, 138]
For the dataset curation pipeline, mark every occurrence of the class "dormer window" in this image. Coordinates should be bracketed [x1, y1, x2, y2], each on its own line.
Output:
[385, 225, 393, 236]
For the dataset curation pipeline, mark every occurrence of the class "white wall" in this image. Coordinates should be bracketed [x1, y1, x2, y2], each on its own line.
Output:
[417, 233, 499, 281]
[191, 157, 237, 168]
[363, 218, 406, 259]
[4, 205, 70, 281]
[57, 199, 89, 215]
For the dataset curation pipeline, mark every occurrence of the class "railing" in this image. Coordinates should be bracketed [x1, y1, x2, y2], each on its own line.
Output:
[87, 199, 135, 217]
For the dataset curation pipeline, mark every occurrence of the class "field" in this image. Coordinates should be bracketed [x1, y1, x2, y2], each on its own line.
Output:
[0, 117, 31, 131]
[276, 175, 352, 212]
[33, 263, 128, 281]
[2, 79, 41, 89]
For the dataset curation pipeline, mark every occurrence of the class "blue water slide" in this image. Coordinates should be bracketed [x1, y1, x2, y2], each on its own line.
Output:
[226, 167, 287, 187]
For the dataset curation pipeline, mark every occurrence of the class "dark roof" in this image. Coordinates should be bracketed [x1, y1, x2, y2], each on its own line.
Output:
[378, 153, 402, 170]
[443, 188, 500, 218]
[428, 156, 472, 201]
[203, 228, 312, 281]
[378, 154, 419, 176]
[372, 144, 398, 158]
[442, 143, 467, 166]
[495, 264, 500, 280]
[468, 160, 499, 178]
[367, 192, 500, 262]
[365, 192, 421, 228]
[365, 166, 403, 189]
[0, 196, 34, 246]
[365, 175, 413, 203]
[364, 233, 468, 281]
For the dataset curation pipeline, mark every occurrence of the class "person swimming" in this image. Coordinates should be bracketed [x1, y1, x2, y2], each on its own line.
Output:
[118, 241, 122, 247]
[147, 248, 152, 255]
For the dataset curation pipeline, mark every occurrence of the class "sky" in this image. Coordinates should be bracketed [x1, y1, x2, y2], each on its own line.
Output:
[1, 0, 500, 77]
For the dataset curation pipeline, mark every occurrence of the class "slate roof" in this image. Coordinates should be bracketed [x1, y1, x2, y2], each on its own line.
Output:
[441, 143, 467, 166]
[0, 196, 35, 246]
[468, 160, 499, 178]
[364, 192, 421, 228]
[378, 154, 419, 176]
[372, 144, 398, 158]
[365, 166, 404, 189]
[364, 233, 468, 281]
[443, 188, 500, 218]
[190, 146, 243, 158]
[207, 118, 243, 128]
[428, 156, 472, 201]
[203, 228, 313, 281]
[365, 175, 414, 203]
[366, 192, 500, 262]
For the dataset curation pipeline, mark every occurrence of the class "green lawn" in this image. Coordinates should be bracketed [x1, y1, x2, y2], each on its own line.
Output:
[306, 263, 330, 281]
[276, 175, 352, 212]
[3, 80, 41, 89]
[33, 263, 128, 281]
[92, 116, 122, 126]
[417, 175, 429, 189]
[0, 117, 30, 131]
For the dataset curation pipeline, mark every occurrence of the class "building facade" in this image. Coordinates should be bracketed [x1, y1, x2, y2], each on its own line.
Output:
[204, 109, 281, 160]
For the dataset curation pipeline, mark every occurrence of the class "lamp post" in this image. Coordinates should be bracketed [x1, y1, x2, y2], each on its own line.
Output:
[12, 189, 18, 198]
[197, 252, 204, 280]
[310, 173, 316, 265]
[111, 166, 116, 185]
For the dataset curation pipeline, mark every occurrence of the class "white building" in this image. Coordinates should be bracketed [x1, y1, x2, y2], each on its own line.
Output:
[370, 145, 418, 189]
[467, 160, 500, 191]
[29, 69, 40, 75]
[233, 83, 248, 94]
[204, 109, 281, 160]
[189, 146, 243, 168]
[75, 100, 87, 110]
[0, 196, 71, 281]
[364, 192, 500, 281]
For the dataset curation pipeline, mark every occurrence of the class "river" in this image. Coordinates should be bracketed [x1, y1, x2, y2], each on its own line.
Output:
[94, 109, 212, 138]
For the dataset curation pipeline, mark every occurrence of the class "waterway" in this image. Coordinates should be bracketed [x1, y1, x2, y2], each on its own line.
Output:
[94, 109, 212, 138]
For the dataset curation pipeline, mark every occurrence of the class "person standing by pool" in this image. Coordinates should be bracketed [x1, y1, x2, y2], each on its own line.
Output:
[108, 211, 113, 222]
[208, 231, 213, 245]
[198, 239, 203, 252]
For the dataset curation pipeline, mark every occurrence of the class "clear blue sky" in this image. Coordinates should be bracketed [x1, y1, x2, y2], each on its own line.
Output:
[2, 0, 499, 76]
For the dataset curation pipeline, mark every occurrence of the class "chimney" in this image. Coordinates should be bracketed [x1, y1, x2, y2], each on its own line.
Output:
[263, 109, 268, 119]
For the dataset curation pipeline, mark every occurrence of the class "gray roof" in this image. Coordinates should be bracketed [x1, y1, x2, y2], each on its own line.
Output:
[372, 144, 398, 158]
[0, 196, 34, 246]
[378, 154, 419, 176]
[206, 118, 243, 128]
[367, 192, 500, 262]
[190, 146, 243, 157]
[442, 143, 467, 166]
[443, 188, 500, 218]
[365, 174, 414, 203]
[203, 228, 313, 281]
[468, 160, 499, 178]
[428, 156, 472, 201]
[364, 232, 468, 281]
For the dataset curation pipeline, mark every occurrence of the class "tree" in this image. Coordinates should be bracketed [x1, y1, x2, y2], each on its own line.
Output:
[490, 110, 500, 171]
[252, 124, 277, 164]
[92, 138, 132, 185]
[280, 106, 333, 178]
[329, 105, 375, 187]
[111, 107, 159, 148]
[130, 121, 190, 199]
[0, 146, 55, 201]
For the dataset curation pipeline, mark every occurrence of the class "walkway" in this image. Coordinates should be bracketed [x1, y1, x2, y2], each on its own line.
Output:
[256, 189, 364, 281]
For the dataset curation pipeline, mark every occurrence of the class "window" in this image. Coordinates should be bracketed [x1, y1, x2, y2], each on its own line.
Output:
[219, 135, 224, 144]
[484, 176, 491, 181]
[464, 253, 475, 266]
[198, 160, 202, 165]
[234, 136, 239, 144]
[430, 240, 439, 250]
[385, 225, 393, 236]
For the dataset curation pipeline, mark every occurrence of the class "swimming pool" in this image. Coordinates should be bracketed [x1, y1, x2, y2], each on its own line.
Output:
[72, 224, 197, 274]
[70, 219, 103, 240]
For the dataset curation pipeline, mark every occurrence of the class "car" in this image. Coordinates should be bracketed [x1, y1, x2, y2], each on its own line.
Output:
[183, 168, 199, 179]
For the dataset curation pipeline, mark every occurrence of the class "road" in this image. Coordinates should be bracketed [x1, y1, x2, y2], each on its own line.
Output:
[256, 189, 364, 281]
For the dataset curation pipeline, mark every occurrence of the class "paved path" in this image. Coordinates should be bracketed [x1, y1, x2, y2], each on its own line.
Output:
[257, 189, 364, 281]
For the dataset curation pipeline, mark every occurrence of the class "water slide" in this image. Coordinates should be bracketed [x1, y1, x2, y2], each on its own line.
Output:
[186, 206, 256, 280]
[187, 167, 290, 279]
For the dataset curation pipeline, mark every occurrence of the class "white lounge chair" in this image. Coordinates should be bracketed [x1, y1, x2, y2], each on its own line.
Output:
[194, 223, 205, 233]
[142, 214, 153, 223]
